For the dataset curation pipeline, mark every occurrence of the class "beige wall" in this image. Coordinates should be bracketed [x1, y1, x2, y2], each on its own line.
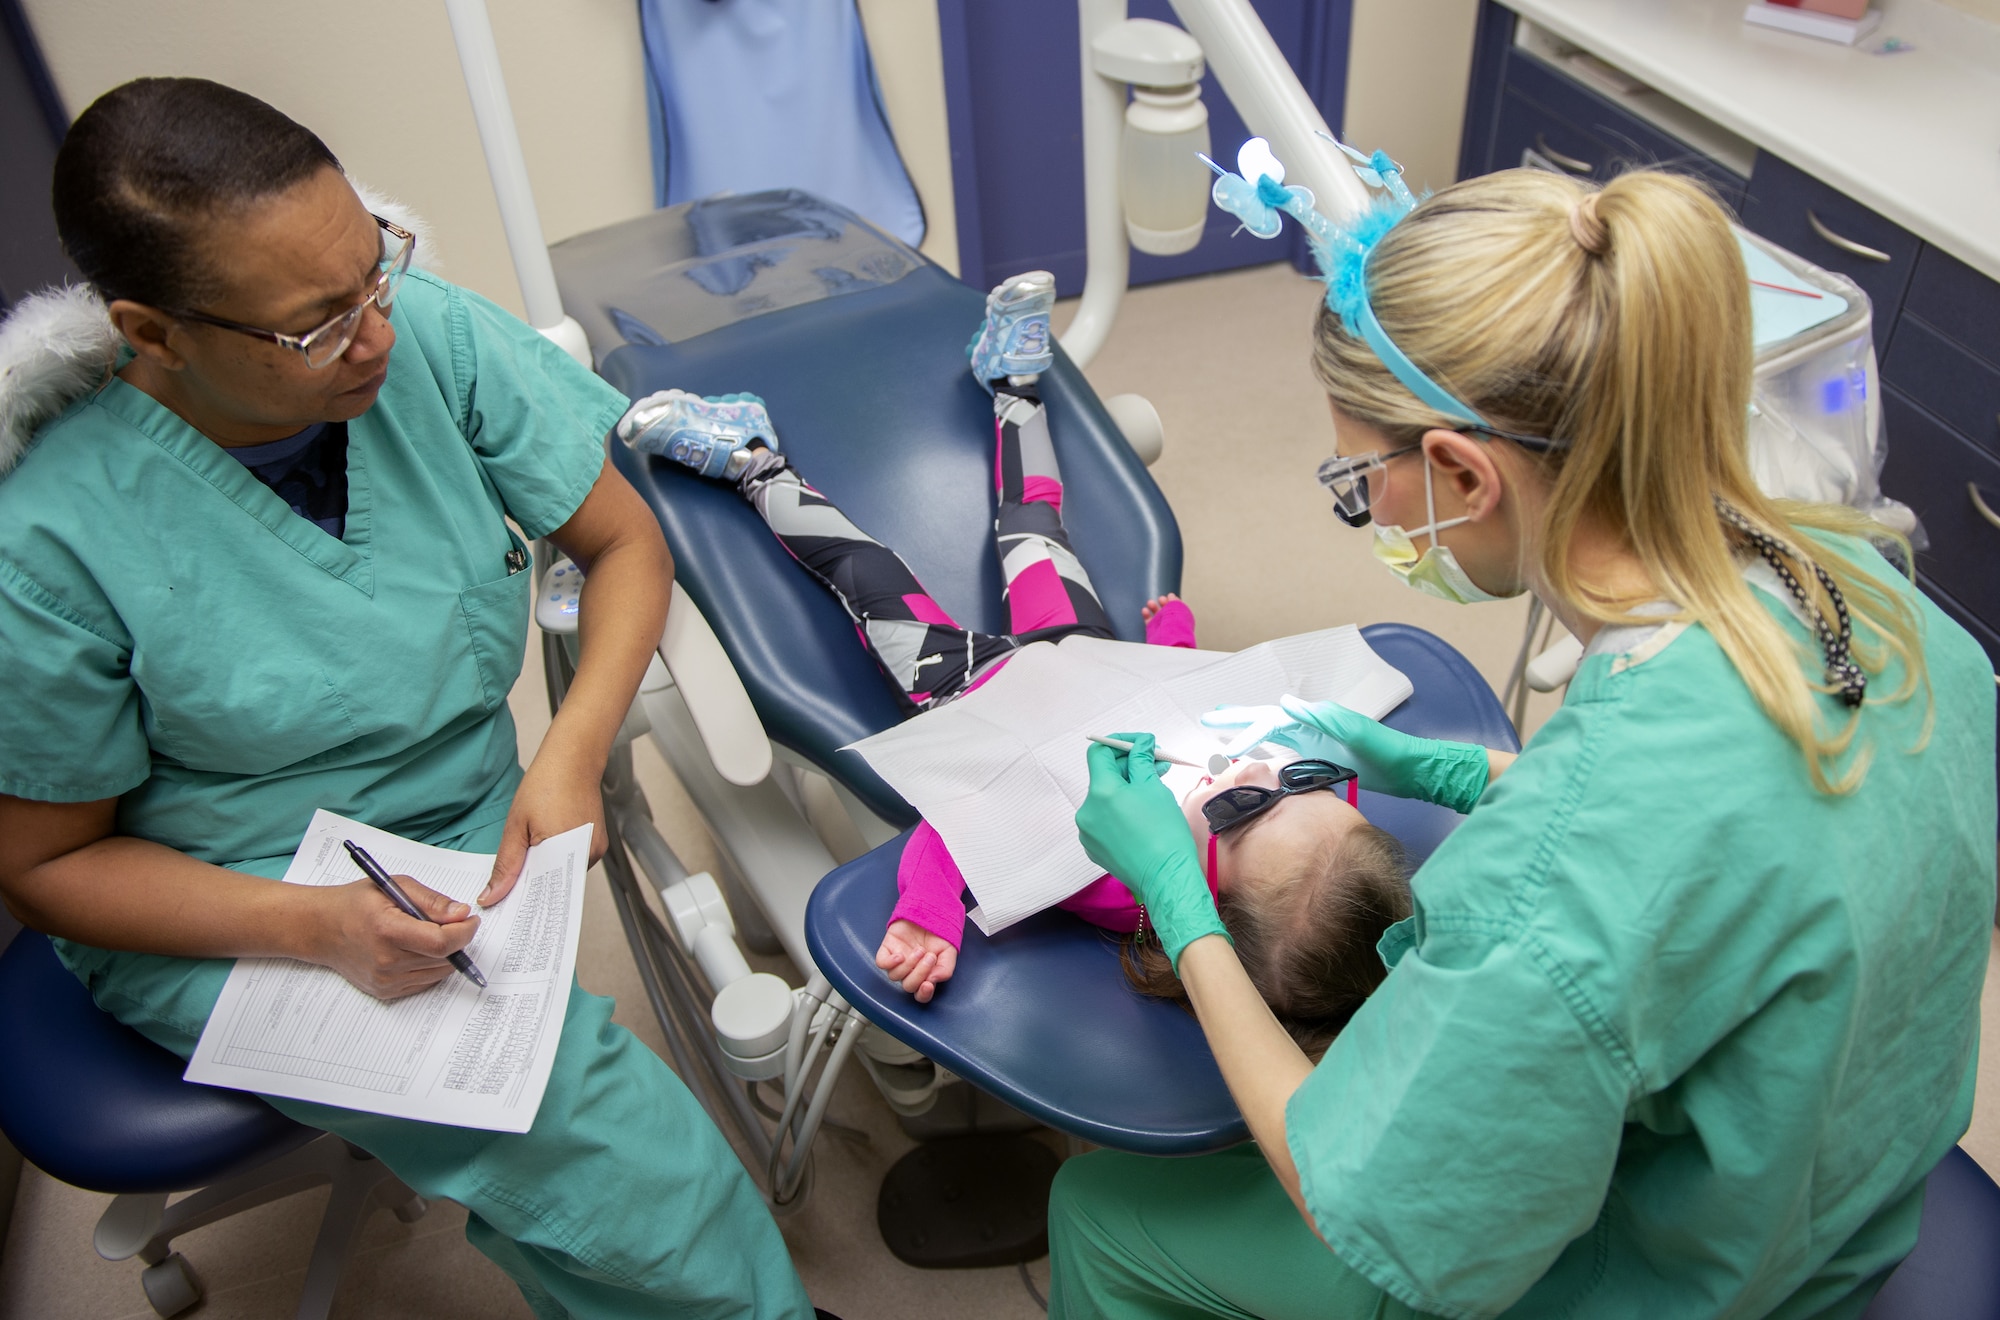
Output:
[23, 0, 958, 316]
[1343, 0, 1482, 193]
[1938, 0, 2000, 20]
[23, 0, 1483, 317]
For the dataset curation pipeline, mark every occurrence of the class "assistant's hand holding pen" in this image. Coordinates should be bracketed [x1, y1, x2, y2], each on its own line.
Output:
[300, 870, 480, 1000]
[1075, 732, 1229, 971]
[329, 840, 488, 996]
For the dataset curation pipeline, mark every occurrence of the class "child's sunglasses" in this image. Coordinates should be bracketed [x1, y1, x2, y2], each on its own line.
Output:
[1202, 759, 1359, 836]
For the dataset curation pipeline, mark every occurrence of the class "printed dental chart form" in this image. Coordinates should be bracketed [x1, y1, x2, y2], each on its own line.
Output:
[186, 810, 590, 1132]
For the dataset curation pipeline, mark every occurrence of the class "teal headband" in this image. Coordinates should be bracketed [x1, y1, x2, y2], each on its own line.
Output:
[1346, 245, 1488, 426]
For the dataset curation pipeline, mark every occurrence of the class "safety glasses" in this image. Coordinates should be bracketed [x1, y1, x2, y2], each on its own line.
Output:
[159, 215, 414, 369]
[1201, 759, 1359, 836]
[1316, 444, 1420, 528]
[1316, 425, 1571, 527]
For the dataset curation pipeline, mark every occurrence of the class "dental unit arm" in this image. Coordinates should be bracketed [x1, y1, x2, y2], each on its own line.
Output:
[1064, 0, 1371, 370]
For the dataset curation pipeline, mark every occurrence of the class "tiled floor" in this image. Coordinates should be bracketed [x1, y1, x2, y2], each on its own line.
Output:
[3, 262, 1993, 1318]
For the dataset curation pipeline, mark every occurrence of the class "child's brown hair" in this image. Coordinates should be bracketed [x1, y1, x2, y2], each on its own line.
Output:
[1119, 821, 1412, 1059]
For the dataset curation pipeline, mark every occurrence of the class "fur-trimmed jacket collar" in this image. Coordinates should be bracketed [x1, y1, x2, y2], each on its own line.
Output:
[0, 181, 434, 479]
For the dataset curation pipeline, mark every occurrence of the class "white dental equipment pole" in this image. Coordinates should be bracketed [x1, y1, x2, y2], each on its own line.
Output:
[444, 0, 592, 367]
[1064, 0, 1138, 371]
[1065, 0, 1373, 370]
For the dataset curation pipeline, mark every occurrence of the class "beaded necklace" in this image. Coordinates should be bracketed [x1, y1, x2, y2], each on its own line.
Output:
[1714, 497, 1867, 708]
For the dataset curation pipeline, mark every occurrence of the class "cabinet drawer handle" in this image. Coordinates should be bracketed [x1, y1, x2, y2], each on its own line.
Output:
[1805, 209, 1891, 263]
[1534, 133, 1593, 175]
[1972, 483, 2000, 532]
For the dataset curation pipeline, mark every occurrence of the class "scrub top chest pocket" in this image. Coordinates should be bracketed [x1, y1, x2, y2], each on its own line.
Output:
[460, 532, 534, 712]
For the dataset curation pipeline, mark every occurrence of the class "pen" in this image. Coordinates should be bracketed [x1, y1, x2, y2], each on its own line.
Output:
[1086, 733, 1231, 776]
[342, 839, 488, 988]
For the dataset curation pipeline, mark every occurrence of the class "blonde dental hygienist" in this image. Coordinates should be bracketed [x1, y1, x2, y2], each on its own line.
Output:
[1055, 167, 1996, 1319]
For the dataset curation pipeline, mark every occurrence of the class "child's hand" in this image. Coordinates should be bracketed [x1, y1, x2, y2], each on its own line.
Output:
[1140, 593, 1181, 622]
[876, 919, 959, 1004]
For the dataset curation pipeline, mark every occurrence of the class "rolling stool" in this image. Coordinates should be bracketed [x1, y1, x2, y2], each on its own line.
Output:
[0, 931, 427, 1318]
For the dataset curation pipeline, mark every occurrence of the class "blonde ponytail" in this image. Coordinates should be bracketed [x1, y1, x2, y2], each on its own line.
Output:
[1311, 168, 1928, 793]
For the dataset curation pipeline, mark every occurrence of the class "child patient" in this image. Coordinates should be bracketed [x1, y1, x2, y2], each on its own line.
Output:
[618, 272, 1410, 1056]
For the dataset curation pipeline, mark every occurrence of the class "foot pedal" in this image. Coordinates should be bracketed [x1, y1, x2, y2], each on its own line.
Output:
[876, 1133, 1059, 1268]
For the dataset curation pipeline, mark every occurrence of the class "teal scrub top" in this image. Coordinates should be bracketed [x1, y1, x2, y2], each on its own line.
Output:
[1288, 548, 1998, 1320]
[0, 269, 629, 877]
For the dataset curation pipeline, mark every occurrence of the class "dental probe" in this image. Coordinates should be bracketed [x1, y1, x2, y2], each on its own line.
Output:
[1087, 734, 1234, 777]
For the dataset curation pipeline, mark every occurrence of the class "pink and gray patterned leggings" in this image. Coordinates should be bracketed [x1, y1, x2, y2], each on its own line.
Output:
[737, 382, 1114, 712]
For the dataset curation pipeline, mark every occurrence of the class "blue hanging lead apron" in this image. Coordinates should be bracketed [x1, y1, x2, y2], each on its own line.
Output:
[640, 0, 926, 249]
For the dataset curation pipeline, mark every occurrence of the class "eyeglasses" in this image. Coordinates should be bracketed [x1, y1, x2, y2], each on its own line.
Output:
[156, 215, 414, 370]
[1316, 424, 1571, 528]
[1201, 759, 1359, 835]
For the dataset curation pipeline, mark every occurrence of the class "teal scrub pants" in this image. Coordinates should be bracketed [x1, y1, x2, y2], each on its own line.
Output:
[54, 945, 812, 1320]
[1047, 1145, 1419, 1320]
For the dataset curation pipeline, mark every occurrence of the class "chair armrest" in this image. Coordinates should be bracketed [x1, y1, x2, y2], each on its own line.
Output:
[659, 582, 773, 787]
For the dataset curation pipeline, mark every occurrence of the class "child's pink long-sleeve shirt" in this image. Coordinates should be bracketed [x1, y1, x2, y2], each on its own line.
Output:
[888, 600, 1214, 948]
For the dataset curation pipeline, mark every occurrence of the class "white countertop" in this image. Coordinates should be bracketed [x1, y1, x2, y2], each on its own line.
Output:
[1503, 0, 2000, 283]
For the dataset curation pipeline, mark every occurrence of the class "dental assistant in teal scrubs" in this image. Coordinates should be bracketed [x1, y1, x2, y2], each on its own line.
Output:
[0, 78, 813, 1318]
[1058, 169, 1997, 1317]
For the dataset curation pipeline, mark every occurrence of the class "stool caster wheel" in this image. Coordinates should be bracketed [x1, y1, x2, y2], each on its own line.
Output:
[392, 1192, 430, 1224]
[140, 1252, 202, 1317]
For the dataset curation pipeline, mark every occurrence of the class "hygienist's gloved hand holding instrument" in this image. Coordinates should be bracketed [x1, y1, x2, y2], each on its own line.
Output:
[1074, 733, 1230, 969]
[1202, 697, 1495, 815]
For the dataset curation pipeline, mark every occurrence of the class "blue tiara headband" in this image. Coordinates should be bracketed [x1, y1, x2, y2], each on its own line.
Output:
[1202, 137, 1491, 428]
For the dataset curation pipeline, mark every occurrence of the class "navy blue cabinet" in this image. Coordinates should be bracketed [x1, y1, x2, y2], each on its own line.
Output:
[1503, 48, 1747, 209]
[1739, 152, 1918, 355]
[1457, 2, 1747, 209]
[1493, 87, 1611, 180]
[1885, 318, 2000, 462]
[1881, 387, 2000, 632]
[1904, 245, 2000, 383]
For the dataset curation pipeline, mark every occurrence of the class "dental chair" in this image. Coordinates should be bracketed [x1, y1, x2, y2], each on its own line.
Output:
[804, 621, 1518, 1156]
[540, 191, 1522, 1260]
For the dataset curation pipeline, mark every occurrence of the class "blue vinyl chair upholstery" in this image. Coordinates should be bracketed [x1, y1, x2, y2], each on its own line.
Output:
[1864, 1146, 2000, 1319]
[805, 624, 1522, 1154]
[603, 257, 1178, 826]
[0, 931, 313, 1195]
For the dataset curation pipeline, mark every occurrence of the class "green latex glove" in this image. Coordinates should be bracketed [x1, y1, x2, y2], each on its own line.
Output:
[1075, 732, 1229, 970]
[1277, 696, 1492, 814]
